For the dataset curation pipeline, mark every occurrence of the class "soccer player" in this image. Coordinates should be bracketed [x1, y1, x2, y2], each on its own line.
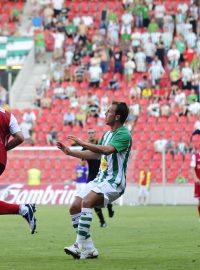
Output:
[86, 128, 114, 228]
[57, 101, 132, 259]
[190, 132, 200, 221]
[0, 106, 37, 234]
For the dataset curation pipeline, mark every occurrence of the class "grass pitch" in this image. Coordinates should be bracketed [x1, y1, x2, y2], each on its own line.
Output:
[0, 205, 199, 270]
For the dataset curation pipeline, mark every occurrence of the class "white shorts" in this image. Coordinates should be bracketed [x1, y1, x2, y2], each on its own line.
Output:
[76, 181, 120, 207]
[75, 183, 87, 196]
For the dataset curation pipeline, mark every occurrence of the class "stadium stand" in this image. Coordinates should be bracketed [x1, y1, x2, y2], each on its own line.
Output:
[0, 0, 200, 185]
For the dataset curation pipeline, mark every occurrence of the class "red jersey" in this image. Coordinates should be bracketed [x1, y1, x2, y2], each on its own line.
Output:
[0, 108, 11, 166]
[194, 153, 200, 198]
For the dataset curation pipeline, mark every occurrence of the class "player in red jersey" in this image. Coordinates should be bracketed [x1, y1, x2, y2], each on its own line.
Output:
[190, 131, 200, 221]
[0, 107, 37, 234]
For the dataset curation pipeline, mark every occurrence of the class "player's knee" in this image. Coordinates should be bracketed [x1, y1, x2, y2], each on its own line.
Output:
[69, 201, 81, 215]
[82, 198, 93, 208]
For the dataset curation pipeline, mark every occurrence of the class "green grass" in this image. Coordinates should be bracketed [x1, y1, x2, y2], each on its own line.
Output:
[0, 206, 200, 270]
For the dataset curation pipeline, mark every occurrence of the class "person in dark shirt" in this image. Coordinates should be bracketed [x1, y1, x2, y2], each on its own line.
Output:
[85, 128, 114, 227]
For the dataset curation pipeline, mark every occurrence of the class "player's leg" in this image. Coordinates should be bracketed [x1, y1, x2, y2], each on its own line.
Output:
[94, 207, 107, 227]
[0, 201, 36, 234]
[77, 191, 104, 259]
[64, 193, 100, 259]
[107, 203, 114, 218]
[64, 196, 83, 258]
[198, 198, 200, 221]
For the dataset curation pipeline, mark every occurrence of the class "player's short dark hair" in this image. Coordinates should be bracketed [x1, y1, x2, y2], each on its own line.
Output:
[190, 129, 200, 141]
[112, 101, 129, 124]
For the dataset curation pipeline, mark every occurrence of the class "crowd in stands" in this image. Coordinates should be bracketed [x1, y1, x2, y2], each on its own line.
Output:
[26, 1, 200, 144]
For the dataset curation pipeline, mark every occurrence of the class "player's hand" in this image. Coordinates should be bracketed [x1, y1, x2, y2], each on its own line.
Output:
[56, 141, 71, 155]
[195, 179, 200, 185]
[67, 135, 83, 146]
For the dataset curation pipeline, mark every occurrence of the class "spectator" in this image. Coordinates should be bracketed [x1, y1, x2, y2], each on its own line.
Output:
[52, 0, 64, 17]
[187, 99, 200, 116]
[162, 27, 173, 51]
[147, 97, 160, 117]
[23, 109, 36, 129]
[187, 89, 198, 105]
[143, 37, 156, 64]
[167, 44, 180, 70]
[124, 55, 136, 83]
[121, 10, 134, 36]
[181, 62, 193, 89]
[160, 101, 171, 117]
[34, 86, 45, 107]
[175, 139, 187, 156]
[75, 109, 87, 128]
[134, 47, 146, 73]
[193, 113, 200, 132]
[63, 109, 75, 126]
[148, 17, 159, 33]
[154, 2, 165, 28]
[53, 82, 66, 100]
[107, 21, 119, 46]
[87, 99, 100, 119]
[184, 28, 197, 49]
[88, 59, 102, 88]
[126, 100, 141, 129]
[130, 83, 141, 99]
[131, 28, 141, 53]
[106, 75, 120, 91]
[183, 45, 196, 63]
[175, 170, 186, 183]
[34, 26, 46, 63]
[154, 138, 175, 154]
[148, 58, 165, 88]
[19, 120, 35, 146]
[169, 67, 181, 87]
[46, 125, 58, 145]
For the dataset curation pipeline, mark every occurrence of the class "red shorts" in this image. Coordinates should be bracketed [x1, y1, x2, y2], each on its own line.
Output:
[194, 183, 200, 198]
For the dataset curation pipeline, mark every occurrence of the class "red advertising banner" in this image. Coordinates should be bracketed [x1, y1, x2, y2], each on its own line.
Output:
[0, 184, 76, 205]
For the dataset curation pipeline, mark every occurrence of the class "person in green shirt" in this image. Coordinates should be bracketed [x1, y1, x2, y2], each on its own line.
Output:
[175, 170, 186, 183]
[34, 28, 46, 63]
[187, 89, 198, 104]
[175, 35, 186, 62]
[57, 101, 132, 260]
[148, 17, 159, 33]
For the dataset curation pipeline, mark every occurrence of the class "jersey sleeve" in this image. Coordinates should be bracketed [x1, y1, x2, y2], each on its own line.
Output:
[9, 113, 21, 135]
[190, 154, 196, 168]
[108, 129, 131, 153]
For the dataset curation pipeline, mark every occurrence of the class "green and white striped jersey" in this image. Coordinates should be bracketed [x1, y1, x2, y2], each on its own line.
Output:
[94, 126, 132, 195]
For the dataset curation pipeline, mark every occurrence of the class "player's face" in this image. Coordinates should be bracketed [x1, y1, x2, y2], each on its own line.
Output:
[105, 105, 117, 126]
[192, 135, 200, 151]
[87, 129, 96, 142]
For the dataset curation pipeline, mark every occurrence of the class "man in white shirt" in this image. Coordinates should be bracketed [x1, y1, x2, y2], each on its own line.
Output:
[88, 61, 102, 88]
[181, 62, 193, 89]
[121, 10, 133, 35]
[52, 0, 64, 16]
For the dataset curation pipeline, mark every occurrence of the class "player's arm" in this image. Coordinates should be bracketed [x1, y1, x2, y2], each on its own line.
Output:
[5, 131, 24, 151]
[190, 153, 200, 184]
[6, 113, 24, 151]
[190, 167, 200, 184]
[67, 136, 116, 155]
[57, 141, 101, 159]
